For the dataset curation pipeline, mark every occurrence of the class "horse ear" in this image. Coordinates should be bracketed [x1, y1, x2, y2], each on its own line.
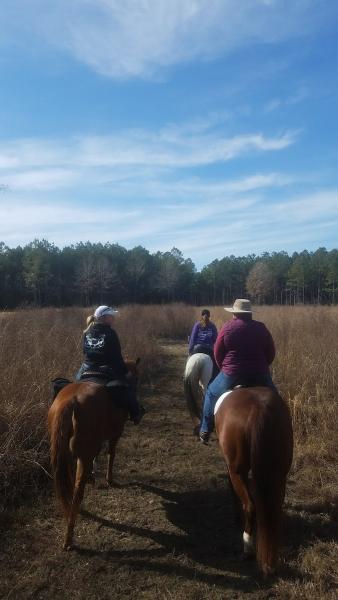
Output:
[136, 357, 141, 365]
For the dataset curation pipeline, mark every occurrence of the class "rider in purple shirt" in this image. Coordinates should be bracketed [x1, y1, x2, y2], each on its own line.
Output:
[199, 299, 277, 444]
[188, 309, 218, 355]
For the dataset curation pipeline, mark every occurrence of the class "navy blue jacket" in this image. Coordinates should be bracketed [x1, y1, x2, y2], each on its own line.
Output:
[83, 323, 128, 379]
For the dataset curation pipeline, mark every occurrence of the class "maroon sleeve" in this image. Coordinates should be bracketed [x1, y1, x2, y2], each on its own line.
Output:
[214, 324, 229, 369]
[211, 322, 218, 344]
[263, 325, 275, 365]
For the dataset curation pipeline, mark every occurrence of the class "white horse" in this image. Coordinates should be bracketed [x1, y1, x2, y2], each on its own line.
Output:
[183, 353, 213, 434]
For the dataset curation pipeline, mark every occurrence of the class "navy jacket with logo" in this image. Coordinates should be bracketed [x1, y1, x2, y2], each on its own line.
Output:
[83, 323, 128, 379]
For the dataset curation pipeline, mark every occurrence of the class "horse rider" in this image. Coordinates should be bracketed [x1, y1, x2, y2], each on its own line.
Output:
[188, 308, 219, 378]
[199, 299, 277, 444]
[76, 305, 145, 425]
[188, 309, 218, 356]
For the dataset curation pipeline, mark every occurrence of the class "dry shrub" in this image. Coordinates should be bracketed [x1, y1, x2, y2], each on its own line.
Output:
[263, 306, 338, 512]
[0, 308, 84, 508]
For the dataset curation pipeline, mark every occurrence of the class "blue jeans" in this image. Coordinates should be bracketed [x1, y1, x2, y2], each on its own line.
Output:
[200, 371, 277, 433]
[75, 362, 90, 381]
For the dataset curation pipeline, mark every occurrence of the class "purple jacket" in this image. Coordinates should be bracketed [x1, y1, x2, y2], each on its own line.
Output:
[189, 321, 218, 354]
[214, 318, 275, 376]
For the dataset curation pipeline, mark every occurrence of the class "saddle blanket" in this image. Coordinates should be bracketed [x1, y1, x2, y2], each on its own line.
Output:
[214, 390, 233, 415]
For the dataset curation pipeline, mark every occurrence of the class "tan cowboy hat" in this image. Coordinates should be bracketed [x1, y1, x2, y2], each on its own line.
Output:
[224, 298, 252, 313]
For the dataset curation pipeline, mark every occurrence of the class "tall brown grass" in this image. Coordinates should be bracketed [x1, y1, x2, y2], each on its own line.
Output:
[0, 303, 337, 520]
[208, 305, 338, 513]
[1, 303, 337, 598]
[0, 304, 195, 509]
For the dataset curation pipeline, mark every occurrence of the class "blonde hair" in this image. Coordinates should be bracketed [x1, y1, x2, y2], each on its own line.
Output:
[83, 314, 95, 333]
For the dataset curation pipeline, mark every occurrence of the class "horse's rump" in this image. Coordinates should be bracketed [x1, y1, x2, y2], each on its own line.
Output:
[250, 391, 293, 476]
[215, 387, 293, 573]
[216, 387, 292, 471]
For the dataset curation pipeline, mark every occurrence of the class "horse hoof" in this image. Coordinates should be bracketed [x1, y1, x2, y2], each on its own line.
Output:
[63, 542, 73, 551]
[262, 564, 275, 577]
[87, 472, 96, 485]
[242, 552, 255, 562]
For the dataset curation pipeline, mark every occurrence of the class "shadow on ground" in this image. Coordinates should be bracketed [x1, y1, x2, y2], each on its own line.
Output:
[76, 477, 327, 593]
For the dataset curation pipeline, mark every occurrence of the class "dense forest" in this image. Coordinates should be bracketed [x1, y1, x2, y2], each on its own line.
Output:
[0, 240, 337, 308]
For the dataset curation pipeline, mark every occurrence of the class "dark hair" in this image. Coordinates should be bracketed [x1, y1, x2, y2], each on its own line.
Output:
[234, 313, 252, 322]
[201, 309, 210, 317]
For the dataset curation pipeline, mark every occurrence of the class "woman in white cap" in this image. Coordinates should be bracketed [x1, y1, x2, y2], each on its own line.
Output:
[76, 305, 145, 424]
[199, 299, 276, 444]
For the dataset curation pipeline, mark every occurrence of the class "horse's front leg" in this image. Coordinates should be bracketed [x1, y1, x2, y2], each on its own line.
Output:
[106, 439, 118, 486]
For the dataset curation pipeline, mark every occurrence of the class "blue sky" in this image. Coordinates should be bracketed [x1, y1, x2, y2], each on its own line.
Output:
[0, 0, 338, 268]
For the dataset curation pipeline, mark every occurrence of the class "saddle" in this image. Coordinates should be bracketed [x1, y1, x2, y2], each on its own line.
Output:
[192, 344, 214, 358]
[79, 370, 128, 388]
[231, 374, 268, 388]
[51, 374, 129, 406]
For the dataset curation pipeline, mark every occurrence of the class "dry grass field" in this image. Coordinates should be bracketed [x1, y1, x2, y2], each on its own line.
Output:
[0, 304, 337, 599]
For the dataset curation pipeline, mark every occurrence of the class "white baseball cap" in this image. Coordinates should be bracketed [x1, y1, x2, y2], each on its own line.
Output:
[94, 305, 118, 319]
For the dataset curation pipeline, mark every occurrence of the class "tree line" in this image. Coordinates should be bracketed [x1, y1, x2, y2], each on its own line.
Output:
[0, 240, 337, 308]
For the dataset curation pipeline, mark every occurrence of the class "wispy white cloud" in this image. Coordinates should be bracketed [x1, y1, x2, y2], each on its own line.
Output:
[263, 98, 282, 113]
[263, 86, 310, 113]
[1, 1, 335, 79]
[0, 124, 297, 192]
[1, 187, 337, 266]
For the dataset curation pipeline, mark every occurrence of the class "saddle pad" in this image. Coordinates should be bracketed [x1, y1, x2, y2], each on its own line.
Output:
[51, 377, 72, 401]
[214, 390, 233, 415]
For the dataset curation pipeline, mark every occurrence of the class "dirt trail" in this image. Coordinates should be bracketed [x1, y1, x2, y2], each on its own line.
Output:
[0, 342, 334, 599]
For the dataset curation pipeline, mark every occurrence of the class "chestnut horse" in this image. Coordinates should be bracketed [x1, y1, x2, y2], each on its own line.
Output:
[48, 359, 139, 550]
[215, 386, 293, 575]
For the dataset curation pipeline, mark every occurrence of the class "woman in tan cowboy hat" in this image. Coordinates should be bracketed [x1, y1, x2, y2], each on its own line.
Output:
[199, 299, 276, 444]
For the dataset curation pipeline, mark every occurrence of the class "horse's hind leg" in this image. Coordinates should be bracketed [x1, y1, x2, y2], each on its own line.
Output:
[227, 471, 243, 528]
[64, 457, 89, 550]
[228, 465, 255, 557]
[88, 446, 102, 485]
[106, 439, 118, 486]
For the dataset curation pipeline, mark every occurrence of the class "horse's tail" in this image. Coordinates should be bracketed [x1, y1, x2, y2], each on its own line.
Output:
[50, 398, 78, 516]
[183, 375, 200, 422]
[251, 396, 287, 574]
